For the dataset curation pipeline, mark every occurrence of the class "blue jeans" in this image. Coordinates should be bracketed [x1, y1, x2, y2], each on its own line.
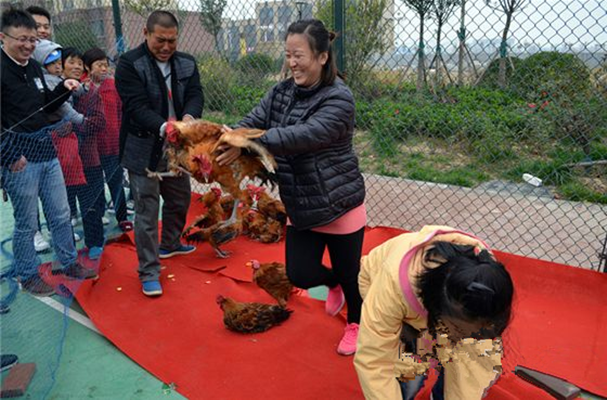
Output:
[100, 154, 127, 223]
[79, 166, 106, 249]
[2, 158, 77, 279]
[399, 370, 444, 400]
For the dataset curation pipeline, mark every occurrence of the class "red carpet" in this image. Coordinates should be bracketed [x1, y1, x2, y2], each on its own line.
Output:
[75, 204, 607, 399]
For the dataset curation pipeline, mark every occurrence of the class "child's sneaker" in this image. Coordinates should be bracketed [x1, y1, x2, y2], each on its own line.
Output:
[325, 285, 345, 316]
[142, 280, 163, 297]
[337, 323, 359, 356]
[119, 220, 134, 232]
[88, 246, 103, 260]
[34, 231, 50, 253]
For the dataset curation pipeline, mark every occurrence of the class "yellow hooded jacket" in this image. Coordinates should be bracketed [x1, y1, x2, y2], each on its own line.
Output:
[354, 226, 503, 400]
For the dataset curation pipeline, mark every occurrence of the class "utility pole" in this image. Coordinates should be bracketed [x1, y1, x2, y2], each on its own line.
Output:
[334, 0, 345, 73]
[111, 0, 125, 55]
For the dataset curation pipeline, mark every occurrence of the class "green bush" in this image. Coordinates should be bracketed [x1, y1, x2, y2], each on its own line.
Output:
[510, 52, 591, 102]
[477, 56, 523, 89]
[198, 54, 235, 112]
[228, 84, 270, 116]
[552, 93, 607, 143]
[234, 53, 276, 79]
[360, 85, 569, 165]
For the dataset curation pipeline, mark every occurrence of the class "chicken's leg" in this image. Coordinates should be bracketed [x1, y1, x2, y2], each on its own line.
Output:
[145, 167, 191, 181]
[216, 198, 240, 228]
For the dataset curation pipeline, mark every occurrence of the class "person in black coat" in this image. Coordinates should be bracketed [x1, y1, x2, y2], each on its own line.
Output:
[220, 19, 366, 356]
[115, 10, 203, 297]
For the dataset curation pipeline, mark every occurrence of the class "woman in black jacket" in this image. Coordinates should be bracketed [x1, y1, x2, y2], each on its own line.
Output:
[220, 19, 366, 356]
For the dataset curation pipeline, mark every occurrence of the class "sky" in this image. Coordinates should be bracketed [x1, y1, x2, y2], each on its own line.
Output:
[178, 0, 606, 51]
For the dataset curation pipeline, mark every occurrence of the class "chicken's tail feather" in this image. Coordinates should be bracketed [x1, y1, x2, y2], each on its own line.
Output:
[245, 140, 277, 174]
[270, 306, 293, 324]
[183, 230, 207, 243]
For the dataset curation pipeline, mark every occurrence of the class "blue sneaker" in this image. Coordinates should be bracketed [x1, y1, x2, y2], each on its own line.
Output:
[142, 280, 163, 297]
[158, 244, 196, 259]
[88, 246, 104, 260]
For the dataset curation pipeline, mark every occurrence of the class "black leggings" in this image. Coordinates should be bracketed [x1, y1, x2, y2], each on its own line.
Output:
[286, 226, 364, 324]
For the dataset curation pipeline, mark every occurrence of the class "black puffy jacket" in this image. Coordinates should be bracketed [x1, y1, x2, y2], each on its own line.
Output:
[239, 77, 365, 230]
[115, 43, 203, 174]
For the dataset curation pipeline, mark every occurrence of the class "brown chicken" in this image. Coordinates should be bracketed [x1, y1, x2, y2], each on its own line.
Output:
[246, 184, 287, 224]
[245, 210, 284, 243]
[183, 187, 225, 236]
[161, 120, 276, 201]
[216, 295, 292, 334]
[152, 119, 277, 257]
[247, 260, 294, 307]
[184, 205, 244, 258]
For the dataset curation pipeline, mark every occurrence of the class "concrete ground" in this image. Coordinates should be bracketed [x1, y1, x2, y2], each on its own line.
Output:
[362, 174, 607, 270]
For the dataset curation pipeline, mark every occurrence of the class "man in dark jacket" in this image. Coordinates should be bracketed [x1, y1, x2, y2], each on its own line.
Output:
[1, 9, 97, 297]
[115, 10, 203, 297]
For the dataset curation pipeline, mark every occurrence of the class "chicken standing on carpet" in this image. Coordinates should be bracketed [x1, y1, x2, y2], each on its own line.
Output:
[216, 295, 292, 333]
[184, 205, 244, 258]
[247, 260, 294, 307]
[183, 187, 225, 236]
[245, 210, 284, 243]
[149, 119, 277, 257]
[243, 185, 286, 243]
[246, 184, 287, 224]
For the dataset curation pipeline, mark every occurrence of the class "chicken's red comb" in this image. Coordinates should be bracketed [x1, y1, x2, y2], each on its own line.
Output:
[166, 122, 179, 144]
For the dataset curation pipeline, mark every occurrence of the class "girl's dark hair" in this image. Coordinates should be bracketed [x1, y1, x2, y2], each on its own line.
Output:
[82, 47, 107, 70]
[62, 47, 83, 65]
[285, 18, 337, 87]
[418, 241, 514, 338]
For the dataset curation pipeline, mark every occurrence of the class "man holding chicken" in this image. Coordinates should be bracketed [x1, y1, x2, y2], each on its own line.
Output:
[115, 10, 203, 297]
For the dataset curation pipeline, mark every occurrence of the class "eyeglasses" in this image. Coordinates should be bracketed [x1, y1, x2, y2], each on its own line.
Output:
[2, 32, 40, 45]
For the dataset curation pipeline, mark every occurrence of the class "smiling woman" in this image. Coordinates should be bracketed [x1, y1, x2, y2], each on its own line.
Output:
[228, 19, 367, 358]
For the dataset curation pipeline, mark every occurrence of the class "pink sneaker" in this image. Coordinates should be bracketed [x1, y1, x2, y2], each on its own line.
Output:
[326, 285, 345, 316]
[337, 323, 359, 356]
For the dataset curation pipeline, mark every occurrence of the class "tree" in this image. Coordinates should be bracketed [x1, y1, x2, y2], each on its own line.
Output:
[315, 0, 389, 88]
[199, 0, 227, 55]
[485, 0, 527, 88]
[403, 0, 433, 92]
[430, 0, 460, 88]
[54, 21, 99, 51]
[124, 0, 173, 17]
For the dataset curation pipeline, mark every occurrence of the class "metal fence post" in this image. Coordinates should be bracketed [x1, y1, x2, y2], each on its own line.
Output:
[599, 233, 607, 273]
[111, 0, 125, 55]
[333, 0, 345, 74]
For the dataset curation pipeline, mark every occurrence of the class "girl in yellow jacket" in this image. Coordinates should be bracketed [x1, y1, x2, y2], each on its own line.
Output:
[354, 226, 514, 400]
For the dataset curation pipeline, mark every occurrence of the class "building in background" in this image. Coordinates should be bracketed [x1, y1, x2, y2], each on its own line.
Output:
[217, 0, 395, 63]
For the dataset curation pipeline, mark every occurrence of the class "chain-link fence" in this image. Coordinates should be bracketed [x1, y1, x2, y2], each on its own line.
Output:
[8, 0, 607, 271]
